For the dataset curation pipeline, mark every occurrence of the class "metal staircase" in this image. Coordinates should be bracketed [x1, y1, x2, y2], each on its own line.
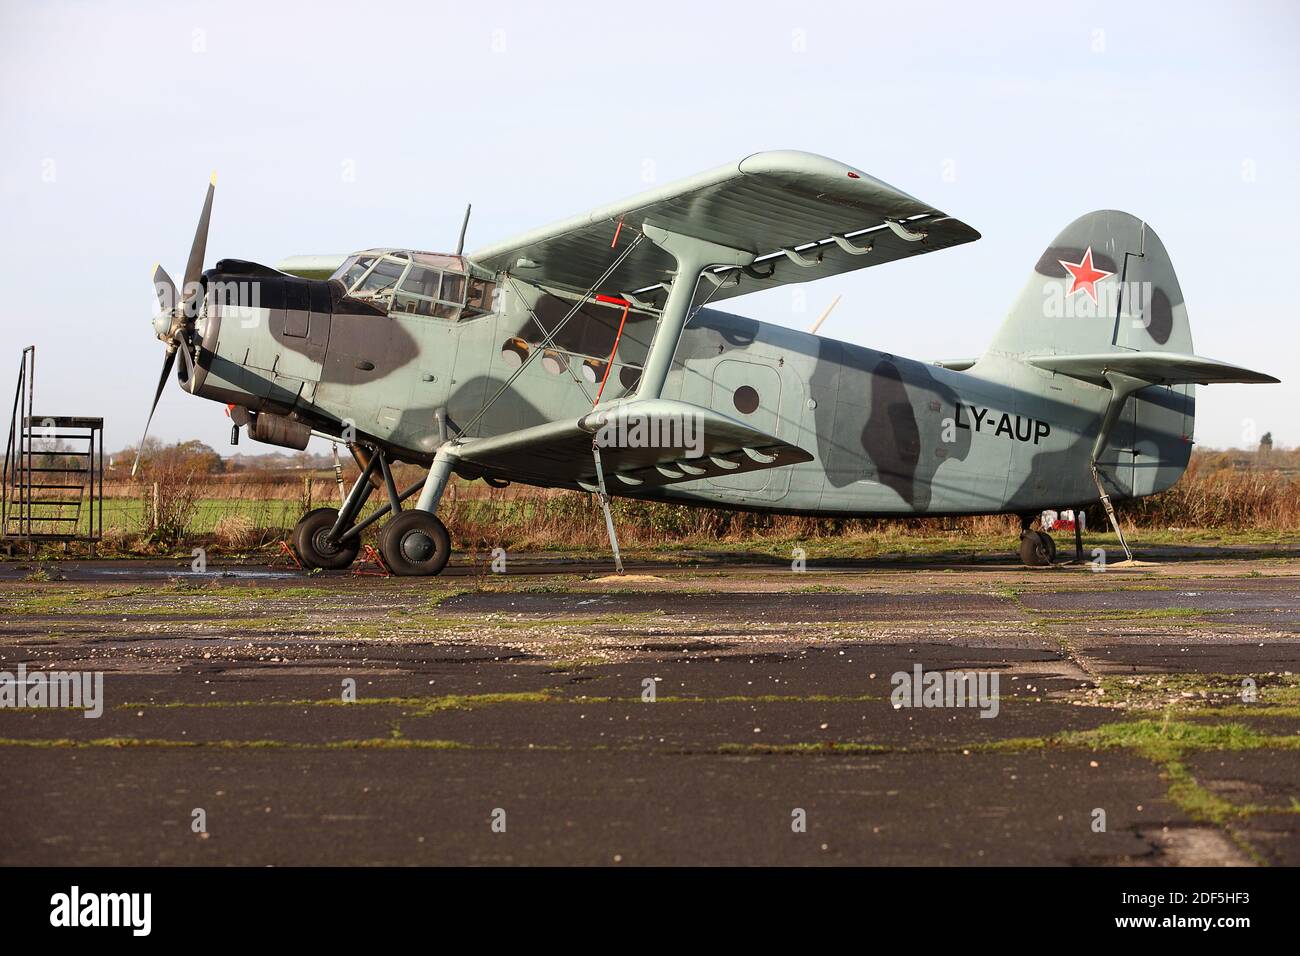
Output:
[2, 346, 103, 554]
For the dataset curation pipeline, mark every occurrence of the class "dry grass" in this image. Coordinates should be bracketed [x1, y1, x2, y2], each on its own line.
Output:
[1125, 455, 1300, 529]
[212, 514, 258, 549]
[66, 447, 1300, 555]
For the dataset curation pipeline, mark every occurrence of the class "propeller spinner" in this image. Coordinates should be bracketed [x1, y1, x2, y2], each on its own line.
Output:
[132, 173, 215, 476]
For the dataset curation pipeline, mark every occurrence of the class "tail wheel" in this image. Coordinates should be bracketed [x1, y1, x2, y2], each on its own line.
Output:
[292, 507, 361, 570]
[1018, 530, 1055, 567]
[379, 511, 451, 577]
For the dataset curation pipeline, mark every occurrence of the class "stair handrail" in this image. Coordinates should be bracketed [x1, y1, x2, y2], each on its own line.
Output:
[3, 346, 35, 536]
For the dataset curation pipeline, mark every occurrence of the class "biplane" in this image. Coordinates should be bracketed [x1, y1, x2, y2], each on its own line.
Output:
[141, 151, 1277, 574]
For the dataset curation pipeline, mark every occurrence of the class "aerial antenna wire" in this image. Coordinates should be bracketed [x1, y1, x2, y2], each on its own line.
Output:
[809, 294, 842, 335]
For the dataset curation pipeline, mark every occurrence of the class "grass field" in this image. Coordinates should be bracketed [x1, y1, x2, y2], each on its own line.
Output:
[4, 446, 1298, 559]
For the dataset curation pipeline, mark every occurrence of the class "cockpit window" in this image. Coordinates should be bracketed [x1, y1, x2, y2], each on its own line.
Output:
[332, 250, 496, 321]
[439, 272, 465, 305]
[466, 278, 495, 315]
[392, 265, 439, 317]
[392, 265, 470, 319]
[333, 256, 375, 290]
[399, 267, 438, 297]
[355, 257, 407, 297]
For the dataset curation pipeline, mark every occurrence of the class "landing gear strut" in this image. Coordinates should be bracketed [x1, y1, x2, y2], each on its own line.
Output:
[288, 441, 460, 576]
[1018, 514, 1056, 567]
[1088, 371, 1145, 563]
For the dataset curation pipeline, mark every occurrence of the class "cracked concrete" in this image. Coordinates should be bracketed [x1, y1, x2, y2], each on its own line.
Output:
[1, 548, 1296, 865]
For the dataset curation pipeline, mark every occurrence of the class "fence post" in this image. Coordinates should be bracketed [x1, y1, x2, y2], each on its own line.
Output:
[151, 481, 159, 531]
[303, 474, 312, 512]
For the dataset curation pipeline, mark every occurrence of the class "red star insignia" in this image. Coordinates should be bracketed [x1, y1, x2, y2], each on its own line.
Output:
[1058, 247, 1113, 303]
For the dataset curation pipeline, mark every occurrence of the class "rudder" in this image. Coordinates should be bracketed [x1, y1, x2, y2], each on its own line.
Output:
[984, 210, 1193, 359]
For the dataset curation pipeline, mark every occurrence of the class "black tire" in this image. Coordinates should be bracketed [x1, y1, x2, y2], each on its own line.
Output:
[292, 508, 360, 570]
[379, 511, 451, 577]
[1038, 530, 1057, 564]
[1018, 530, 1053, 567]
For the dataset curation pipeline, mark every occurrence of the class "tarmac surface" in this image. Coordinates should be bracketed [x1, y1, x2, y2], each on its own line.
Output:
[1, 544, 1297, 865]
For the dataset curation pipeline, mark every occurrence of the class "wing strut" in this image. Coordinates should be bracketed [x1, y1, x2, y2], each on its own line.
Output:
[591, 441, 624, 574]
[636, 224, 753, 399]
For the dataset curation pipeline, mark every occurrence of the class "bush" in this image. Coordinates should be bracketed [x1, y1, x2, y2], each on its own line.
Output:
[136, 462, 204, 547]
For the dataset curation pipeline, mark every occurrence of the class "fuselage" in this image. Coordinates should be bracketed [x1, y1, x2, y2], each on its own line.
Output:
[186, 256, 1194, 518]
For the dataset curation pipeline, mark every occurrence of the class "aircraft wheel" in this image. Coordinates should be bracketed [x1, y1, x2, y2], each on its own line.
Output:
[292, 508, 361, 570]
[380, 511, 451, 577]
[1018, 530, 1055, 567]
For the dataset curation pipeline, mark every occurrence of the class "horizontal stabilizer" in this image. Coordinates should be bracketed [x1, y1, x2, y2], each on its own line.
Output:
[1026, 352, 1279, 387]
[452, 399, 812, 492]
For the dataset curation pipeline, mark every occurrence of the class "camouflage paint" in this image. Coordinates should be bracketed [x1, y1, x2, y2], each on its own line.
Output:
[182, 209, 1264, 522]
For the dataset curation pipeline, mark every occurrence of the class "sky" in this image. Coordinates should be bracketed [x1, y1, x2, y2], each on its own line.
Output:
[1, 0, 1296, 456]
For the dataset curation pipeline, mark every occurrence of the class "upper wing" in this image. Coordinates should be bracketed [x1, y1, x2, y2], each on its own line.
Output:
[277, 254, 348, 279]
[1026, 352, 1279, 386]
[469, 150, 979, 304]
[451, 398, 812, 492]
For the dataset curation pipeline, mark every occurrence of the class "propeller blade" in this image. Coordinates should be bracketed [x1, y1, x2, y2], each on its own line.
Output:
[182, 172, 216, 306]
[153, 263, 178, 315]
[131, 349, 177, 477]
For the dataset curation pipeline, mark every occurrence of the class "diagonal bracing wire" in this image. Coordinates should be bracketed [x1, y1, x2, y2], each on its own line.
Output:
[456, 233, 646, 438]
[503, 273, 596, 406]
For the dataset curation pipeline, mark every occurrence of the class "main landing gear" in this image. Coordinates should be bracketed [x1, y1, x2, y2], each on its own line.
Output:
[290, 442, 458, 576]
[1017, 514, 1056, 567]
[379, 511, 451, 576]
[293, 507, 361, 570]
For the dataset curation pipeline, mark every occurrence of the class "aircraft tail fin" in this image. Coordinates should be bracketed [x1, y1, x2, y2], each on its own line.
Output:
[977, 209, 1277, 389]
[973, 211, 1277, 537]
[982, 210, 1192, 360]
[974, 212, 1202, 506]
